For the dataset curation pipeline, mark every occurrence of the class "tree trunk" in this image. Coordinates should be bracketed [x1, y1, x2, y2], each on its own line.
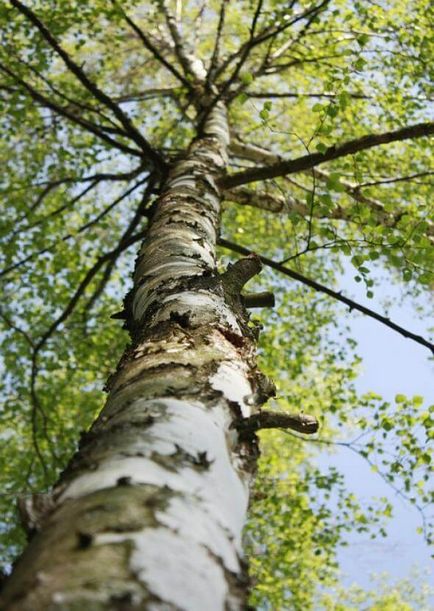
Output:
[1, 104, 272, 610]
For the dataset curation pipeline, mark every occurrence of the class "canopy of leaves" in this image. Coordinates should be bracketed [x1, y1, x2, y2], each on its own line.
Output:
[0, 0, 432, 607]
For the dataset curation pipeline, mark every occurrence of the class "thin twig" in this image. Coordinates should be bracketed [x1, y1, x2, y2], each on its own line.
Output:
[0, 177, 148, 279]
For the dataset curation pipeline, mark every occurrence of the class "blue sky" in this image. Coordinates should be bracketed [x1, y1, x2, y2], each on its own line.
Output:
[320, 265, 433, 594]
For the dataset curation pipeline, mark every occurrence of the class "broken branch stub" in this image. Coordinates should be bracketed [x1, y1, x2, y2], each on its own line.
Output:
[233, 410, 319, 435]
[221, 254, 262, 294]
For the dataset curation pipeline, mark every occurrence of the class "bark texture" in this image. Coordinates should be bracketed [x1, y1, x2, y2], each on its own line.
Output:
[1, 105, 271, 610]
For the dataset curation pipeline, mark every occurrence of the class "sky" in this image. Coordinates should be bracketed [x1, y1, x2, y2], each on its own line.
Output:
[319, 265, 433, 597]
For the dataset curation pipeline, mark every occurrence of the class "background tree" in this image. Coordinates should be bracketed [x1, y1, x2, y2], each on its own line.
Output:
[0, 0, 432, 609]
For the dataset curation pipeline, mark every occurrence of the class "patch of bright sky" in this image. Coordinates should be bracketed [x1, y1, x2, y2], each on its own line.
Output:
[319, 262, 433, 595]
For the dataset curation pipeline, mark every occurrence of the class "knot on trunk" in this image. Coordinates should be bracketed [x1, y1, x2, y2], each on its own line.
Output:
[18, 493, 55, 538]
[220, 254, 262, 294]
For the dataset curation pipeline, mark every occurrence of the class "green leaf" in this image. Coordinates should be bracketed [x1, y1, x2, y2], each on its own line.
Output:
[312, 103, 324, 113]
[326, 173, 345, 192]
[356, 33, 370, 47]
[240, 72, 254, 85]
[354, 57, 367, 70]
[316, 142, 327, 153]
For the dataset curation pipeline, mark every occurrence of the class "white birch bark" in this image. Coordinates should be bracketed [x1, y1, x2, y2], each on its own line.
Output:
[1, 104, 272, 610]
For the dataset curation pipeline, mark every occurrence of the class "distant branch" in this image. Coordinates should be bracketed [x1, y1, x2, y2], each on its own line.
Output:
[206, 0, 227, 86]
[112, 2, 192, 90]
[248, 90, 370, 99]
[114, 88, 178, 103]
[10, 0, 166, 171]
[8, 180, 99, 241]
[228, 140, 434, 240]
[6, 162, 147, 239]
[357, 171, 434, 189]
[0, 62, 142, 157]
[285, 430, 431, 542]
[158, 0, 203, 81]
[0, 307, 34, 348]
[215, 0, 330, 82]
[34, 178, 157, 352]
[0, 178, 148, 279]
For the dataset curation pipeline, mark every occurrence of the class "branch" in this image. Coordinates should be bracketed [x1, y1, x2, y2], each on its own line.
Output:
[2, 164, 147, 232]
[224, 0, 265, 89]
[11, 50, 122, 134]
[114, 88, 178, 103]
[0, 178, 148, 279]
[206, 0, 227, 86]
[286, 431, 431, 542]
[8, 180, 99, 241]
[33, 176, 157, 351]
[0, 62, 142, 158]
[222, 122, 434, 189]
[7, 161, 147, 239]
[311, 167, 434, 240]
[111, 2, 192, 91]
[233, 410, 319, 435]
[218, 238, 434, 355]
[0, 307, 34, 348]
[10, 0, 166, 171]
[214, 0, 329, 83]
[242, 291, 275, 308]
[225, 186, 284, 212]
[158, 0, 205, 82]
[228, 140, 434, 239]
[200, 0, 265, 120]
[357, 171, 434, 188]
[81, 256, 118, 317]
[221, 253, 262, 293]
[248, 90, 370, 100]
[253, 0, 331, 48]
[24, 212, 150, 474]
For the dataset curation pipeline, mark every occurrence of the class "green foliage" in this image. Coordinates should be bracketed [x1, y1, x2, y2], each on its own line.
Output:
[320, 570, 433, 610]
[0, 0, 432, 607]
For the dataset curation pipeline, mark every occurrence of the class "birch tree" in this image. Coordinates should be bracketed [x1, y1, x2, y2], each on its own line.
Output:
[0, 0, 433, 609]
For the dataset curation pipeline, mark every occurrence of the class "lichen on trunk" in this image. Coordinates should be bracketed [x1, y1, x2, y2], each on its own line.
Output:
[1, 104, 272, 611]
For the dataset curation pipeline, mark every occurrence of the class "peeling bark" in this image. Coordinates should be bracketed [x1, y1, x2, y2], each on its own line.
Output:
[1, 104, 269, 610]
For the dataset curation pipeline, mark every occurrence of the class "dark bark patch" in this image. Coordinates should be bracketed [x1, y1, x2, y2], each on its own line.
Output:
[109, 591, 152, 611]
[76, 531, 93, 550]
[217, 325, 246, 348]
[169, 310, 190, 328]
[205, 548, 251, 611]
[109, 591, 135, 609]
[149, 445, 214, 473]
[190, 450, 214, 470]
[117, 476, 132, 487]
[226, 400, 244, 420]
[234, 436, 261, 476]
